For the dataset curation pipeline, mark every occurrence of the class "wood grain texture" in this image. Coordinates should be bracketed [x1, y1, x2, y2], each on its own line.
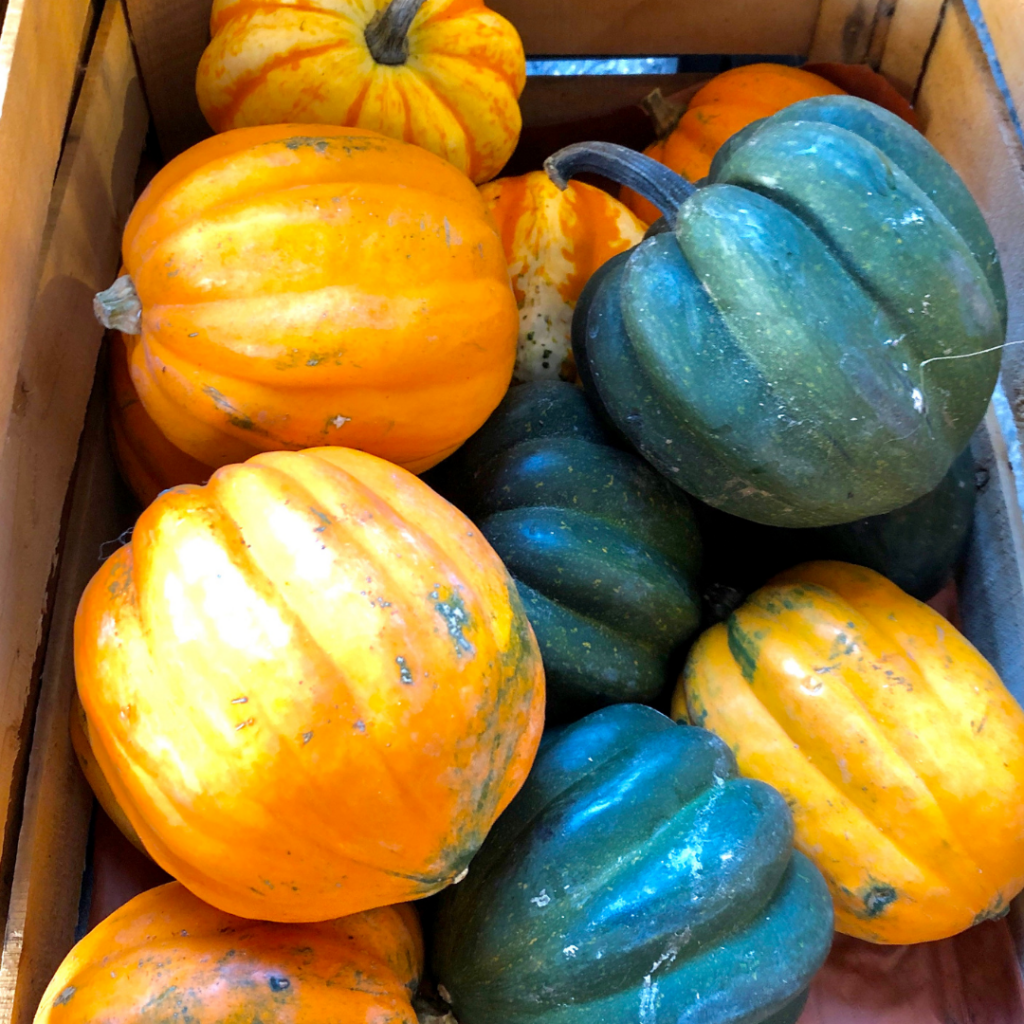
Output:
[0, 5, 147, 1017]
[973, 0, 1024, 125]
[490, 0, 822, 54]
[878, 0, 946, 98]
[916, 0, 1024, 400]
[124, 0, 210, 158]
[0, 0, 95, 464]
[807, 0, 889, 62]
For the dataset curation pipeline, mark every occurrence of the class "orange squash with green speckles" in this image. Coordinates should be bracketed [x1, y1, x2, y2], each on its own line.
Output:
[33, 881, 422, 1024]
[674, 561, 1024, 944]
[93, 124, 518, 475]
[480, 171, 645, 382]
[622, 64, 845, 224]
[73, 447, 544, 923]
[196, 0, 525, 185]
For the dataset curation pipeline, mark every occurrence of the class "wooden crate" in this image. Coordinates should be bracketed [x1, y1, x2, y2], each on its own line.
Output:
[0, 0, 1023, 1020]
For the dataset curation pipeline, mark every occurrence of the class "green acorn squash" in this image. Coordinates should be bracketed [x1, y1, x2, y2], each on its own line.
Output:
[433, 703, 834, 1024]
[430, 382, 702, 721]
[698, 444, 976, 618]
[556, 96, 1004, 527]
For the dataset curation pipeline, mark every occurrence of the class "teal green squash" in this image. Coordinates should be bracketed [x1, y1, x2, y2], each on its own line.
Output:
[433, 703, 834, 1024]
[698, 444, 976, 618]
[429, 382, 702, 721]
[558, 96, 1004, 528]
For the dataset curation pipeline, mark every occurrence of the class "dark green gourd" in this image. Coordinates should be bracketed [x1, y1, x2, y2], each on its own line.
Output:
[699, 444, 977, 617]
[429, 382, 702, 721]
[558, 96, 1004, 528]
[433, 704, 834, 1024]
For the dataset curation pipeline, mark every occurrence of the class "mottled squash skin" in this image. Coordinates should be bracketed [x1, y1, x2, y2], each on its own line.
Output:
[33, 882, 422, 1024]
[572, 97, 1005, 527]
[431, 381, 702, 721]
[111, 124, 517, 475]
[108, 331, 212, 507]
[74, 447, 544, 922]
[621, 63, 845, 223]
[197, 0, 525, 184]
[697, 445, 976, 614]
[677, 561, 1024, 943]
[434, 704, 834, 1024]
[480, 172, 645, 382]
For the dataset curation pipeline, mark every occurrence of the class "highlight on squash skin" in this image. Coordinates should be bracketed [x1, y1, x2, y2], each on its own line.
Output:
[33, 882, 423, 1024]
[674, 560, 1024, 944]
[622, 63, 846, 223]
[480, 171, 645, 382]
[73, 447, 545, 923]
[109, 123, 518, 475]
[196, 0, 526, 184]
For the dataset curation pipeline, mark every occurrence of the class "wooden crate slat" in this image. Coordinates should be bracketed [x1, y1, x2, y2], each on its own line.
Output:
[0, 0, 98, 455]
[807, 0, 890, 63]
[0, 393, 120, 1024]
[0, 4, 147, 1014]
[878, 0, 945, 99]
[969, 0, 1024, 137]
[123, 0, 209, 159]
[489, 0, 822, 55]
[917, 0, 1024, 415]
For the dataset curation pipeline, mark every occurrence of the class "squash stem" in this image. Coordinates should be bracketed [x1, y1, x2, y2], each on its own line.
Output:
[93, 274, 142, 335]
[365, 0, 427, 65]
[544, 142, 696, 228]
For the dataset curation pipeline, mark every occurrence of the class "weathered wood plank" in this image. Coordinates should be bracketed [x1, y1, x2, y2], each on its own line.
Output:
[123, 0, 209, 159]
[490, 0, 822, 55]
[916, 0, 1024, 415]
[0, 0, 95, 454]
[807, 0, 889, 63]
[878, 0, 945, 98]
[0, 4, 147, 1016]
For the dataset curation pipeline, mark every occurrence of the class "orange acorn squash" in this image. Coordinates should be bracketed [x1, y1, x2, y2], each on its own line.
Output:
[675, 561, 1024, 944]
[108, 332, 212, 507]
[74, 447, 544, 923]
[93, 124, 518, 475]
[622, 64, 845, 224]
[196, 0, 526, 184]
[34, 881, 422, 1023]
[480, 171, 645, 382]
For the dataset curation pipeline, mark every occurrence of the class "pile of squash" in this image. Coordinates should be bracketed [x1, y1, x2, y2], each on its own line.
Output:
[38, 2, 1024, 1023]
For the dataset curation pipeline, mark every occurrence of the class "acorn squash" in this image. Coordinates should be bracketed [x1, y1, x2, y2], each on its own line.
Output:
[558, 96, 1005, 527]
[431, 381, 702, 720]
[698, 444, 976, 615]
[34, 882, 422, 1023]
[74, 446, 544, 923]
[677, 561, 1024, 943]
[433, 703, 834, 1024]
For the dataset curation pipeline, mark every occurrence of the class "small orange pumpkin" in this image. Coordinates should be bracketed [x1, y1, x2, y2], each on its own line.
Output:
[622, 64, 846, 224]
[74, 447, 544, 922]
[196, 0, 525, 184]
[93, 124, 518, 475]
[480, 171, 645, 382]
[108, 331, 212, 507]
[676, 561, 1024, 944]
[34, 882, 422, 1023]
